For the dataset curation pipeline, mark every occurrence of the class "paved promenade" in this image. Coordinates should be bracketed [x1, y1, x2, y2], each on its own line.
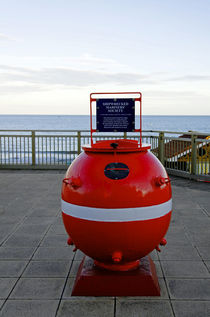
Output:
[0, 170, 210, 317]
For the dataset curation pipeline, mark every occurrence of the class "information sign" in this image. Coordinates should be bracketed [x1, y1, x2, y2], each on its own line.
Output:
[96, 98, 135, 132]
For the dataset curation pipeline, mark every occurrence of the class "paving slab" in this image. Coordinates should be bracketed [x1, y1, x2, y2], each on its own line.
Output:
[0, 216, 21, 225]
[204, 261, 210, 273]
[158, 245, 201, 261]
[165, 231, 192, 246]
[167, 278, 210, 299]
[202, 206, 210, 216]
[10, 278, 65, 299]
[161, 260, 210, 278]
[116, 300, 174, 317]
[149, 250, 158, 260]
[62, 277, 75, 297]
[173, 207, 206, 217]
[52, 217, 63, 225]
[153, 261, 163, 277]
[23, 260, 71, 277]
[0, 301, 4, 310]
[172, 300, 210, 317]
[0, 247, 36, 260]
[2, 234, 43, 248]
[74, 249, 85, 260]
[69, 260, 81, 277]
[29, 207, 59, 217]
[187, 232, 210, 246]
[196, 246, 210, 260]
[32, 246, 74, 260]
[57, 299, 115, 317]
[0, 300, 59, 317]
[0, 261, 28, 277]
[179, 216, 210, 228]
[0, 224, 18, 239]
[48, 224, 66, 235]
[23, 216, 57, 225]
[14, 224, 50, 235]
[0, 278, 18, 299]
[40, 234, 68, 247]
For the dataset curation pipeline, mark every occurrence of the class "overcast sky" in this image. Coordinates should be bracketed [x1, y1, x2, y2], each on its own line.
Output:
[0, 0, 210, 115]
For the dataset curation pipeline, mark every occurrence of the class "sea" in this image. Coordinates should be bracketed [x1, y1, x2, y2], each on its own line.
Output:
[0, 115, 209, 133]
[0, 115, 209, 165]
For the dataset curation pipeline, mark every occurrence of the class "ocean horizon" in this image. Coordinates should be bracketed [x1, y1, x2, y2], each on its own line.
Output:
[0, 114, 209, 134]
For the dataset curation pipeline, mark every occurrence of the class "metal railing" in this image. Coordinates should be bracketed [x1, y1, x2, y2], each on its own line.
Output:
[0, 129, 209, 180]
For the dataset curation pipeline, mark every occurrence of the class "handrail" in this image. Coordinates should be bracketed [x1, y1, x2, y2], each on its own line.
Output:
[0, 129, 209, 136]
[0, 129, 209, 180]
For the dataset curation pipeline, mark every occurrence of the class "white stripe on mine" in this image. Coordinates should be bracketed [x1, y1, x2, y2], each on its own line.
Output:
[61, 199, 172, 222]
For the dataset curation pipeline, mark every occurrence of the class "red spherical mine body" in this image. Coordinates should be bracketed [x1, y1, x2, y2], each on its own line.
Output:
[61, 139, 172, 271]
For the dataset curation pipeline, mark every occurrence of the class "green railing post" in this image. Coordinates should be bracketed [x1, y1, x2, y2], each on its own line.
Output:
[31, 131, 36, 166]
[124, 132, 127, 139]
[0, 136, 1, 164]
[158, 132, 165, 165]
[191, 134, 197, 175]
[77, 131, 81, 155]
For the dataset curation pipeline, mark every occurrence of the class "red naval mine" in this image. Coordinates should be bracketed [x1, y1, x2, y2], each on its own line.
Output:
[61, 138, 172, 272]
[61, 92, 172, 296]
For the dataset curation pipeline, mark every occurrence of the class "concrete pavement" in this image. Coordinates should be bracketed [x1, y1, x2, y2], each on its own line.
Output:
[0, 171, 210, 316]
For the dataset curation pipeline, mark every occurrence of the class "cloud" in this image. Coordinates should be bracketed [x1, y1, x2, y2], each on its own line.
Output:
[0, 33, 16, 42]
[144, 89, 203, 98]
[0, 54, 130, 73]
[1, 63, 210, 97]
[0, 84, 48, 94]
[0, 65, 32, 72]
[65, 54, 126, 70]
[0, 65, 156, 89]
[164, 75, 210, 82]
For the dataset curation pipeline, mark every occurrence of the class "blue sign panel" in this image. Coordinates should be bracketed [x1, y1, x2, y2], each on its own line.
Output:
[96, 98, 135, 132]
